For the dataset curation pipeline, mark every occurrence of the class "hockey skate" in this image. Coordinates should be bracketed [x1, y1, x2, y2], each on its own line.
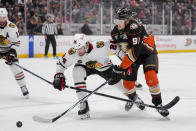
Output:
[20, 86, 29, 99]
[78, 100, 90, 120]
[125, 94, 145, 111]
[156, 104, 169, 117]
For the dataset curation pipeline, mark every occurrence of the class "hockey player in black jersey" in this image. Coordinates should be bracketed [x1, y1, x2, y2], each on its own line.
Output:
[110, 7, 169, 117]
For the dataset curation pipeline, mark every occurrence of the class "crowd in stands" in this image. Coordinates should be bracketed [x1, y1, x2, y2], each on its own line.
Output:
[0, 0, 195, 35]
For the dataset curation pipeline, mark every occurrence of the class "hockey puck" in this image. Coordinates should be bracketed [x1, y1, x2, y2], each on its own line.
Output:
[16, 121, 22, 128]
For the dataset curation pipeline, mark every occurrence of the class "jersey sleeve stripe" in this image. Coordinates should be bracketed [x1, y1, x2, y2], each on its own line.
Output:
[111, 33, 118, 37]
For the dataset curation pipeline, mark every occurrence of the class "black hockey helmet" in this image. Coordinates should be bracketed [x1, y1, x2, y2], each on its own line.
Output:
[114, 7, 137, 20]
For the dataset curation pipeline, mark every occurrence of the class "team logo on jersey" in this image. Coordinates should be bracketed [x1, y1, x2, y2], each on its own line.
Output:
[0, 35, 9, 45]
[9, 23, 15, 28]
[96, 41, 104, 48]
[86, 61, 103, 69]
[68, 48, 75, 55]
[130, 23, 138, 29]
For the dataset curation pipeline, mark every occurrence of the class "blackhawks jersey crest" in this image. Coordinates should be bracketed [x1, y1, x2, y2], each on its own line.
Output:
[68, 48, 76, 55]
[96, 41, 104, 48]
[0, 35, 9, 45]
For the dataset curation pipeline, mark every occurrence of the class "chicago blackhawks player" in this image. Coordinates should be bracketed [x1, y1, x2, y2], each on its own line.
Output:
[53, 33, 145, 119]
[0, 8, 29, 98]
[111, 7, 169, 117]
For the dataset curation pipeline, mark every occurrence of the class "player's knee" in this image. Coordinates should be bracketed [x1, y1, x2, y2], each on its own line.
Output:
[123, 80, 135, 90]
[72, 66, 86, 83]
[145, 70, 159, 87]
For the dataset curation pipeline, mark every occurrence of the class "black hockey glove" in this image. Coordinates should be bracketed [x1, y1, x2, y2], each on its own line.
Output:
[113, 65, 125, 75]
[5, 49, 18, 65]
[53, 73, 66, 91]
[109, 65, 125, 84]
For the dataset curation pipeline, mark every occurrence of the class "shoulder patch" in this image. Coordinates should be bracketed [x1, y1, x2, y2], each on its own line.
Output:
[9, 23, 15, 28]
[96, 41, 105, 48]
[68, 48, 76, 55]
[130, 23, 138, 30]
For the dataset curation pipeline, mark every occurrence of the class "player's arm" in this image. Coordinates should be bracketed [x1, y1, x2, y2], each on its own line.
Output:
[53, 48, 76, 91]
[8, 23, 20, 46]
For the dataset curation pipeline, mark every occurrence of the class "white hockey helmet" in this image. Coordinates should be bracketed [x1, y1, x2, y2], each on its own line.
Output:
[73, 33, 87, 49]
[0, 8, 8, 18]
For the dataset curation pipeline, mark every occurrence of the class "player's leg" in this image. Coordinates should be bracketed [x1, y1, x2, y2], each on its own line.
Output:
[134, 64, 142, 89]
[50, 35, 57, 58]
[44, 36, 50, 57]
[122, 64, 145, 111]
[100, 66, 145, 111]
[123, 80, 145, 111]
[143, 53, 169, 117]
[6, 49, 29, 98]
[72, 65, 90, 119]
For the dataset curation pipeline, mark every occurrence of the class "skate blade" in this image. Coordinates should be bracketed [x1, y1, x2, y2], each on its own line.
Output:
[23, 94, 30, 99]
[125, 104, 134, 111]
[80, 113, 90, 120]
[164, 116, 170, 120]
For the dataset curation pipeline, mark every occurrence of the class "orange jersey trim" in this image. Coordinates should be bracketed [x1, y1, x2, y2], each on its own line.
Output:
[120, 55, 133, 69]
[142, 35, 155, 47]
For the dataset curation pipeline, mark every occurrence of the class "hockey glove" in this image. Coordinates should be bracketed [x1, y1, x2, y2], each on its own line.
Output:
[5, 49, 18, 65]
[53, 73, 66, 91]
[113, 65, 125, 75]
[110, 65, 125, 83]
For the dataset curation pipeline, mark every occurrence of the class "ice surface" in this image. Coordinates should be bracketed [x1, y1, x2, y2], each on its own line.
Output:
[0, 53, 196, 131]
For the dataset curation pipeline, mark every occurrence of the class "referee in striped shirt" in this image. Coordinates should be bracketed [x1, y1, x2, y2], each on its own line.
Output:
[42, 14, 58, 58]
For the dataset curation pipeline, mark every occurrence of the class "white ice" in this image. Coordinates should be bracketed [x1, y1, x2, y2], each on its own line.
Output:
[0, 53, 196, 131]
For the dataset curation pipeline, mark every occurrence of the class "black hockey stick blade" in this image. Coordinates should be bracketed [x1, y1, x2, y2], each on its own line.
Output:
[162, 96, 180, 110]
[32, 115, 53, 123]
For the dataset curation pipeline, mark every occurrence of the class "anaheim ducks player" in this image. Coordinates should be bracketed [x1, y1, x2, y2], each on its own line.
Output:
[0, 8, 29, 98]
[111, 7, 169, 117]
[53, 33, 145, 119]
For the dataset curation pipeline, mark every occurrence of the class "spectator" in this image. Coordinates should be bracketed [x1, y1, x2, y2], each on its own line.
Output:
[27, 17, 36, 34]
[34, 21, 43, 35]
[17, 22, 25, 35]
[1, 0, 196, 35]
[81, 21, 93, 35]
[57, 24, 63, 35]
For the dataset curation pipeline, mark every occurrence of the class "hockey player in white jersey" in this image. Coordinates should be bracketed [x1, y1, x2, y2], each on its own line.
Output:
[0, 8, 29, 98]
[53, 33, 145, 119]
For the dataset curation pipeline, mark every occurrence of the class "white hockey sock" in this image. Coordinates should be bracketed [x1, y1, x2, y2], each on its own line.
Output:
[76, 90, 87, 100]
[10, 64, 27, 88]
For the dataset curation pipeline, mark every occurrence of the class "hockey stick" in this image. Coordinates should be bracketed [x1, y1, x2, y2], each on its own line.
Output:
[67, 86, 179, 110]
[32, 79, 111, 123]
[13, 63, 180, 110]
[13, 63, 53, 85]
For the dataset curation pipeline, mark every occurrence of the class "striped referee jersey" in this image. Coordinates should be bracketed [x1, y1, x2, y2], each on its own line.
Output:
[42, 22, 57, 35]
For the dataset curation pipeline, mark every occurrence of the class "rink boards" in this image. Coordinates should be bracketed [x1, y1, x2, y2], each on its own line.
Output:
[15, 35, 196, 58]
